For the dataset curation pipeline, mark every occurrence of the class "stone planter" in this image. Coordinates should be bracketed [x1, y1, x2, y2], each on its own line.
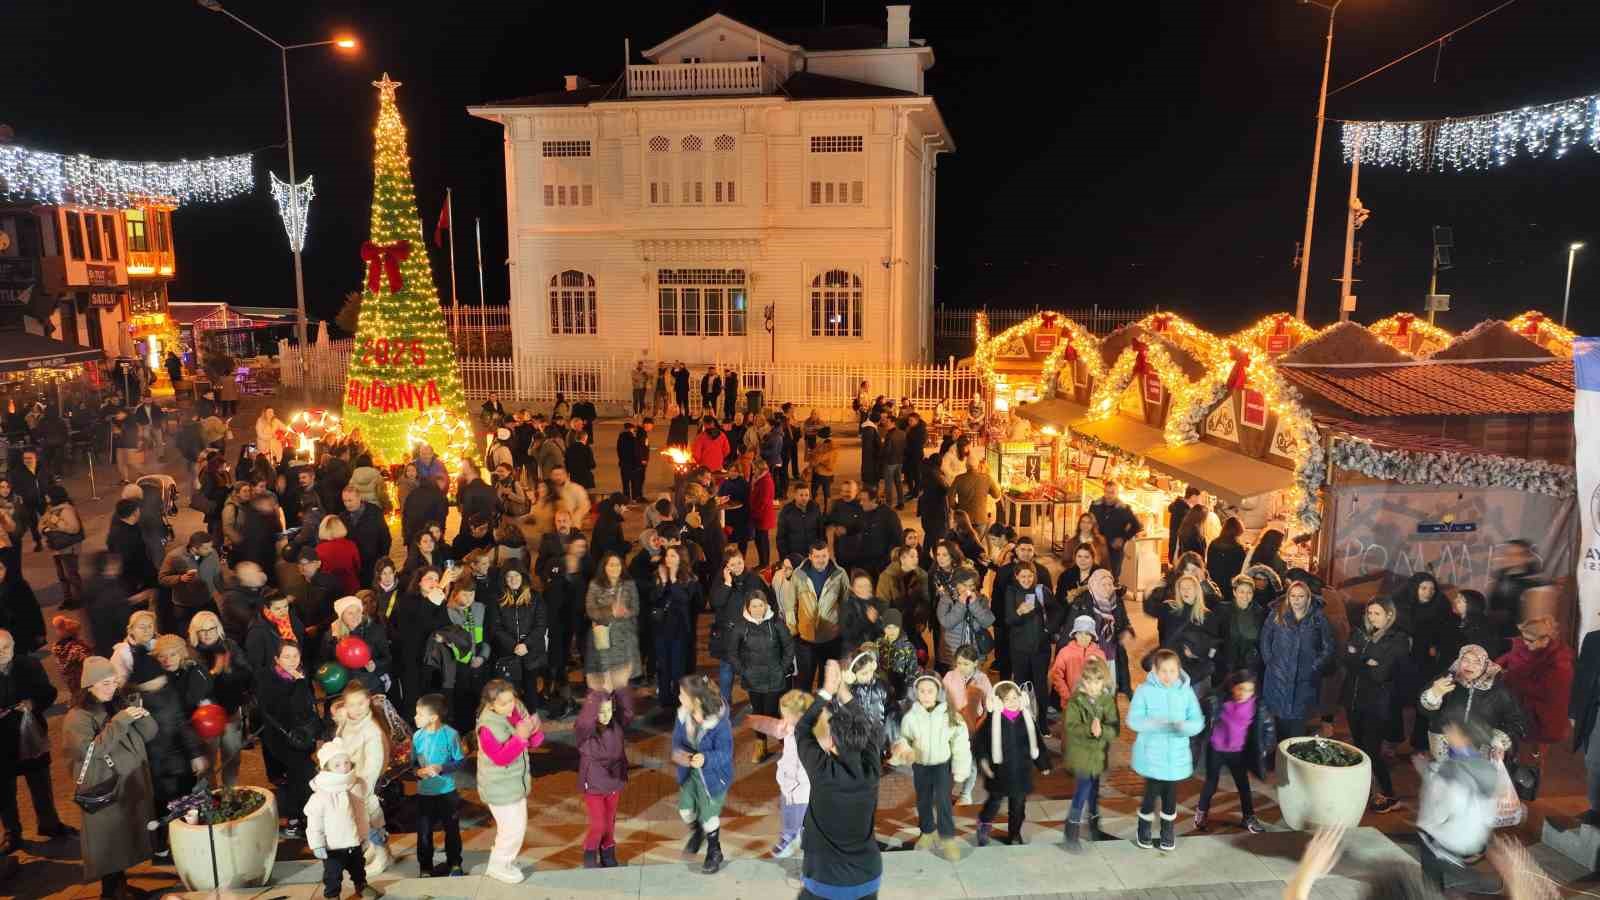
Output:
[169, 787, 279, 891]
[1274, 736, 1372, 830]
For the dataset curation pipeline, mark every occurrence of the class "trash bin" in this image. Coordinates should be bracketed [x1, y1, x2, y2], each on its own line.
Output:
[745, 390, 764, 414]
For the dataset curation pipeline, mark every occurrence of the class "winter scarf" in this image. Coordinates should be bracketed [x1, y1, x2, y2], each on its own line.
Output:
[1451, 644, 1501, 690]
[986, 680, 1039, 765]
[263, 607, 297, 643]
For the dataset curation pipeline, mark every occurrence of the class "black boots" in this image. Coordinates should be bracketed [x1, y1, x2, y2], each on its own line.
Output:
[583, 850, 600, 869]
[1134, 812, 1153, 849]
[684, 823, 705, 855]
[1159, 813, 1177, 851]
[1063, 819, 1083, 853]
[1087, 814, 1107, 842]
[975, 822, 992, 847]
[599, 846, 619, 868]
[702, 830, 724, 874]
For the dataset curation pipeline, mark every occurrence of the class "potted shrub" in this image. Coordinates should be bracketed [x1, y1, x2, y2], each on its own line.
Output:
[1275, 736, 1371, 830]
[168, 786, 279, 891]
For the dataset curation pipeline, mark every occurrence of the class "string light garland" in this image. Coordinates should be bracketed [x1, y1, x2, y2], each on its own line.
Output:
[1341, 89, 1600, 172]
[341, 72, 469, 462]
[1132, 312, 1231, 368]
[1367, 313, 1452, 356]
[1230, 314, 1321, 355]
[406, 407, 475, 474]
[279, 408, 344, 460]
[973, 311, 1104, 390]
[269, 172, 315, 253]
[1508, 310, 1575, 357]
[0, 144, 253, 207]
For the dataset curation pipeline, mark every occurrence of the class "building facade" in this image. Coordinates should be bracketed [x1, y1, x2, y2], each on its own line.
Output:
[469, 6, 952, 373]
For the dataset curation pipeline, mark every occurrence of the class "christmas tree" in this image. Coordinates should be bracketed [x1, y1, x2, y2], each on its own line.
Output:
[341, 73, 469, 464]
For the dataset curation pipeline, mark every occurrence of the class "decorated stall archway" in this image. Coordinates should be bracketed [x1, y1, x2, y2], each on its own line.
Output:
[1508, 310, 1575, 357]
[973, 310, 1104, 405]
[1367, 313, 1452, 357]
[1230, 313, 1321, 357]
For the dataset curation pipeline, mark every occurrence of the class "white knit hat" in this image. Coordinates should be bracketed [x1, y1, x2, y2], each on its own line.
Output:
[317, 738, 351, 770]
[334, 595, 364, 620]
[1070, 615, 1097, 638]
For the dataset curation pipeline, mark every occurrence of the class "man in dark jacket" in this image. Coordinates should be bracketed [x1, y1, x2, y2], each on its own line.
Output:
[799, 661, 883, 899]
[721, 368, 738, 421]
[1004, 564, 1056, 738]
[281, 466, 318, 529]
[1487, 540, 1544, 645]
[1090, 480, 1142, 577]
[903, 411, 927, 503]
[9, 450, 47, 551]
[158, 532, 224, 635]
[0, 628, 73, 850]
[671, 362, 691, 415]
[839, 488, 901, 579]
[340, 486, 391, 588]
[1167, 487, 1201, 564]
[219, 561, 271, 645]
[315, 453, 352, 515]
[857, 419, 881, 497]
[107, 498, 158, 594]
[403, 474, 449, 543]
[457, 468, 497, 528]
[237, 494, 283, 587]
[0, 562, 44, 655]
[776, 484, 824, 561]
[616, 423, 643, 503]
[287, 546, 341, 657]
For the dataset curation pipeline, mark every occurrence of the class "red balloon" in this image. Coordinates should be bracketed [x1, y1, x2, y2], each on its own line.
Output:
[190, 703, 228, 740]
[336, 636, 371, 669]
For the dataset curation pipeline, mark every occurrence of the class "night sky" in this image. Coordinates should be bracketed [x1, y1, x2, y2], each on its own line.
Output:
[8, 0, 1598, 337]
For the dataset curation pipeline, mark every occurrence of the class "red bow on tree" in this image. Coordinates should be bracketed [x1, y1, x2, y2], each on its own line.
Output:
[1131, 338, 1150, 375]
[1063, 342, 1078, 362]
[1040, 312, 1058, 329]
[361, 240, 412, 294]
[1395, 313, 1414, 337]
[1521, 312, 1546, 337]
[1149, 314, 1171, 333]
[1226, 346, 1251, 391]
[1271, 313, 1290, 336]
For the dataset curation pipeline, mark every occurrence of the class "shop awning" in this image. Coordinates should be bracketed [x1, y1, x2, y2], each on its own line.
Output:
[1016, 397, 1087, 429]
[1070, 415, 1166, 457]
[1144, 441, 1295, 505]
[0, 331, 102, 374]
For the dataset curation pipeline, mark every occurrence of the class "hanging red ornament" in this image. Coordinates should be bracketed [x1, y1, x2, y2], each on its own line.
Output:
[1148, 314, 1171, 333]
[1226, 346, 1250, 391]
[1040, 311, 1058, 329]
[1395, 313, 1414, 337]
[360, 240, 411, 293]
[1521, 312, 1545, 337]
[1131, 338, 1150, 375]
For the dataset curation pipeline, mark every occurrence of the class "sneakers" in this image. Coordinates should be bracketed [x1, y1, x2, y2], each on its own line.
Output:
[772, 835, 798, 859]
[1158, 813, 1177, 851]
[1134, 813, 1154, 849]
[958, 790, 974, 805]
[1371, 795, 1401, 814]
[939, 837, 963, 862]
[485, 863, 525, 884]
[1243, 816, 1266, 834]
[1192, 809, 1209, 832]
[356, 886, 384, 899]
[914, 833, 939, 852]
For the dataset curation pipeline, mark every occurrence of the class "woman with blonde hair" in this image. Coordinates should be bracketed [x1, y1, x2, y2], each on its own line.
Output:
[315, 514, 361, 594]
[254, 407, 286, 466]
[110, 609, 157, 686]
[186, 610, 251, 786]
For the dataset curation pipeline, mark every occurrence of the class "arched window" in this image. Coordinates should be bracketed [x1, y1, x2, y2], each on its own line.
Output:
[549, 270, 597, 335]
[810, 269, 862, 338]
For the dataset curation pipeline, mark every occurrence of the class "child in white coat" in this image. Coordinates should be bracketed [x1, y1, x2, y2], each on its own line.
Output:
[747, 689, 814, 858]
[891, 674, 972, 860]
[304, 738, 383, 899]
[333, 681, 391, 874]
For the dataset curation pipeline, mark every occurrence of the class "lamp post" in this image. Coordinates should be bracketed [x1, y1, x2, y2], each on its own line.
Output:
[1293, 0, 1343, 323]
[1564, 242, 1585, 327]
[197, 0, 357, 401]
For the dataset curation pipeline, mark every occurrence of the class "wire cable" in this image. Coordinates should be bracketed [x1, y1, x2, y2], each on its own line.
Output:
[1326, 0, 1520, 99]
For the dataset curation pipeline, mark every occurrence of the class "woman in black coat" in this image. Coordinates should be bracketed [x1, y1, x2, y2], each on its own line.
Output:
[708, 547, 769, 705]
[1175, 505, 1209, 560]
[256, 641, 319, 837]
[323, 595, 393, 696]
[486, 563, 550, 709]
[1339, 597, 1408, 812]
[1389, 571, 1447, 751]
[0, 634, 71, 846]
[1436, 589, 1503, 668]
[1245, 528, 1288, 583]
[1205, 516, 1248, 590]
[564, 432, 597, 490]
[1215, 574, 1266, 678]
[650, 546, 700, 708]
[1143, 551, 1222, 646]
[727, 591, 795, 758]
[243, 594, 308, 678]
[391, 566, 453, 717]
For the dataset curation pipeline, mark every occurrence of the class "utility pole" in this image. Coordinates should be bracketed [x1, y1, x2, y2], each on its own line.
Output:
[1295, 0, 1343, 322]
[1337, 133, 1363, 322]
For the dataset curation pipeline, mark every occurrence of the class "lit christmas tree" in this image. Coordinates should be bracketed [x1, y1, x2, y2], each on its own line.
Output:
[342, 73, 469, 463]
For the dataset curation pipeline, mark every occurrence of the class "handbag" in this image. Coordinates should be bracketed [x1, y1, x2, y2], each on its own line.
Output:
[1510, 759, 1542, 802]
[963, 605, 995, 657]
[73, 736, 120, 814]
[43, 528, 84, 551]
[260, 707, 317, 753]
[16, 709, 48, 760]
[592, 623, 612, 651]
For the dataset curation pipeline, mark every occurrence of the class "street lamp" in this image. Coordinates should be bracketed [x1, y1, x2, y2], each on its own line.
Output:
[197, 0, 358, 400]
[1564, 242, 1584, 327]
[1293, 0, 1344, 323]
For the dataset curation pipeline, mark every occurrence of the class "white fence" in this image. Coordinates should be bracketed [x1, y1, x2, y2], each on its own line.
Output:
[934, 305, 1153, 340]
[280, 340, 979, 418]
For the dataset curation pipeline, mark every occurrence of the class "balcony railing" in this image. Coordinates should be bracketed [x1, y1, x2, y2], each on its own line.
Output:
[626, 61, 764, 97]
[126, 249, 175, 278]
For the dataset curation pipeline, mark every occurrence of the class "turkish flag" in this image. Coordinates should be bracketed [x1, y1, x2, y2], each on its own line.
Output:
[433, 200, 450, 248]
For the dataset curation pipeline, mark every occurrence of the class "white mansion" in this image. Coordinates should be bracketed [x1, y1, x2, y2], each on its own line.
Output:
[468, 5, 952, 371]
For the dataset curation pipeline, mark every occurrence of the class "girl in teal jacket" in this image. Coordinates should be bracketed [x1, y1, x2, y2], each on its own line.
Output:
[1128, 649, 1204, 851]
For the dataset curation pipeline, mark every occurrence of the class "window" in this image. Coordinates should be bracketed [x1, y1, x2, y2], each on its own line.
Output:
[100, 215, 119, 261]
[679, 135, 704, 205]
[83, 213, 102, 261]
[711, 134, 737, 204]
[807, 134, 865, 206]
[64, 212, 85, 260]
[548, 270, 597, 334]
[647, 135, 671, 205]
[657, 269, 748, 336]
[154, 210, 170, 251]
[541, 140, 593, 208]
[125, 209, 149, 252]
[810, 269, 863, 337]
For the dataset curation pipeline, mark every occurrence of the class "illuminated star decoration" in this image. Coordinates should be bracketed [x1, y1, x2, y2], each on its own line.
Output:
[1342, 89, 1600, 172]
[0, 144, 253, 207]
[269, 172, 315, 252]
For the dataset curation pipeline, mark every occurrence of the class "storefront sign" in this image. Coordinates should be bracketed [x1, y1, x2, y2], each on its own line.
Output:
[86, 264, 118, 287]
[25, 355, 72, 370]
[89, 291, 120, 308]
[1266, 334, 1291, 354]
[0, 286, 30, 306]
[1417, 521, 1477, 534]
[1033, 332, 1058, 353]
[1142, 374, 1163, 405]
[1241, 388, 1267, 429]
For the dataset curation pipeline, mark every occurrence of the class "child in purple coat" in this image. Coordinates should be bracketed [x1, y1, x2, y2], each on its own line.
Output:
[576, 679, 634, 869]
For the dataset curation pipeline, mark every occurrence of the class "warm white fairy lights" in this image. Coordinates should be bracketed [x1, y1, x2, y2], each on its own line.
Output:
[1342, 90, 1600, 172]
[0, 144, 253, 207]
[270, 172, 315, 252]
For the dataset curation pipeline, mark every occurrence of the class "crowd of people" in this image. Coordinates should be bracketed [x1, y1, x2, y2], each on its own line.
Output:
[0, 381, 1585, 900]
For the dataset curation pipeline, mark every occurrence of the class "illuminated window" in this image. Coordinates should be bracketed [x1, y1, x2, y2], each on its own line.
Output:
[64, 211, 85, 260]
[154, 210, 170, 252]
[810, 269, 863, 338]
[125, 209, 149, 252]
[548, 269, 597, 335]
[807, 135, 865, 206]
[657, 269, 747, 336]
[541, 140, 593, 208]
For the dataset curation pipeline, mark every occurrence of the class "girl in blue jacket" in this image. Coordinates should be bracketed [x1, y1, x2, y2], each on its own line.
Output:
[1128, 648, 1204, 851]
[671, 673, 733, 874]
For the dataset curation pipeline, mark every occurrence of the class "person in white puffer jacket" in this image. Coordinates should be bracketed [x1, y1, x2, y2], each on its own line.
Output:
[891, 674, 972, 861]
[332, 681, 391, 875]
[304, 739, 382, 899]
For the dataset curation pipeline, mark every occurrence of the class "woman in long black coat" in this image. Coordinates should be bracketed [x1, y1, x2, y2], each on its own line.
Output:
[0, 632, 71, 849]
[1205, 516, 1248, 590]
[1339, 598, 1409, 813]
[256, 641, 320, 837]
[1389, 571, 1447, 751]
[727, 591, 794, 759]
[391, 566, 453, 717]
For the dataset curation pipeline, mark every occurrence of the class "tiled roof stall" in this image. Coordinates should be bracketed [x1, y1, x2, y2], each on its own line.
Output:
[1280, 361, 1573, 417]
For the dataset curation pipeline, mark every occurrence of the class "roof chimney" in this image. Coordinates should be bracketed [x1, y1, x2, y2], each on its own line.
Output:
[564, 75, 592, 92]
[886, 5, 911, 48]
